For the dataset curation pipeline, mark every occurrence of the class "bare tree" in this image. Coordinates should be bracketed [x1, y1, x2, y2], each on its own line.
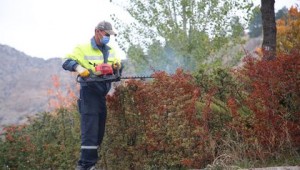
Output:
[261, 0, 277, 60]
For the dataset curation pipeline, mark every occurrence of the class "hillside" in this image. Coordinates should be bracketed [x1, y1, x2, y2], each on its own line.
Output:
[0, 44, 75, 126]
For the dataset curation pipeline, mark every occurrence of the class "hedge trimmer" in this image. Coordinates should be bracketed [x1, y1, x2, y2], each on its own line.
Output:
[76, 63, 153, 83]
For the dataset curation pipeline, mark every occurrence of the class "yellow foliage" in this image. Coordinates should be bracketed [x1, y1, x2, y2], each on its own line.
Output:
[276, 6, 300, 54]
[290, 6, 299, 17]
[255, 47, 263, 58]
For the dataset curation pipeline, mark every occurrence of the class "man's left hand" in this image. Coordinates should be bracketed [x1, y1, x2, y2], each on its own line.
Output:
[112, 62, 121, 70]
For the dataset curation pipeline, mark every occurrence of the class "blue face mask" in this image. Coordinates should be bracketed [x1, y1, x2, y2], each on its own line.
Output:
[101, 36, 110, 44]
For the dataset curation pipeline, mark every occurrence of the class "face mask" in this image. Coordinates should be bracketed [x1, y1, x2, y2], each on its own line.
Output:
[100, 36, 110, 44]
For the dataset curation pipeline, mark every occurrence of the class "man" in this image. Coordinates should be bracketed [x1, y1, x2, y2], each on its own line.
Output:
[62, 21, 122, 170]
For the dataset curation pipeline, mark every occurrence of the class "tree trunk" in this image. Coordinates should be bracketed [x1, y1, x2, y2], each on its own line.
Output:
[261, 0, 277, 60]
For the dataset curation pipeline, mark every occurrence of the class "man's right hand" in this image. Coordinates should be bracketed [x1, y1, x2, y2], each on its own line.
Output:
[75, 65, 90, 77]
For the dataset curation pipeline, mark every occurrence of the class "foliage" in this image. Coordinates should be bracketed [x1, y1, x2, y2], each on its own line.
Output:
[229, 52, 300, 161]
[248, 6, 262, 38]
[47, 75, 78, 110]
[248, 6, 289, 38]
[277, 6, 300, 54]
[126, 45, 150, 74]
[275, 7, 288, 20]
[1, 53, 300, 169]
[112, 0, 253, 71]
[0, 74, 80, 170]
[125, 42, 183, 74]
[0, 109, 80, 170]
[104, 69, 212, 169]
[103, 51, 300, 169]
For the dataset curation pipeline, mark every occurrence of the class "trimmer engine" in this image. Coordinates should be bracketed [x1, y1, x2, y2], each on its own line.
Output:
[94, 63, 113, 76]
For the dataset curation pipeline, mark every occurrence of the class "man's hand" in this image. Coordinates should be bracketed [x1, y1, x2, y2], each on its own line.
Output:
[75, 65, 90, 77]
[112, 62, 121, 69]
[112, 62, 123, 76]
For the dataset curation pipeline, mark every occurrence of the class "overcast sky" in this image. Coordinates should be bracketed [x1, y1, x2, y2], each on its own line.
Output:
[0, 0, 299, 60]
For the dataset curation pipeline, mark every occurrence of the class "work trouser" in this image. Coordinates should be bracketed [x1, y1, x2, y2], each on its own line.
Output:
[77, 81, 111, 168]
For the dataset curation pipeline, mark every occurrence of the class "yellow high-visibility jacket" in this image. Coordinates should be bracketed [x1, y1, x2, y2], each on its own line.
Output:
[65, 37, 121, 73]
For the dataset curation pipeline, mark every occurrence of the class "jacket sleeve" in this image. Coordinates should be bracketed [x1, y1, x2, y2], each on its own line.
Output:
[62, 59, 78, 72]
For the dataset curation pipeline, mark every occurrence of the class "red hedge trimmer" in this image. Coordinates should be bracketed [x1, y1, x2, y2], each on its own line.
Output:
[76, 63, 153, 83]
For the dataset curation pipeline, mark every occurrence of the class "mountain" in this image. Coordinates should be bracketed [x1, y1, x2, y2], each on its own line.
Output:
[0, 44, 76, 126]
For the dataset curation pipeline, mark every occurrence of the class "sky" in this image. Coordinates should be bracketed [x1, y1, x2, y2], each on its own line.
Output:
[0, 0, 299, 60]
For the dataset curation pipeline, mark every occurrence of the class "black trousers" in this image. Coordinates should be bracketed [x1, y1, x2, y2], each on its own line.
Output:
[77, 82, 111, 168]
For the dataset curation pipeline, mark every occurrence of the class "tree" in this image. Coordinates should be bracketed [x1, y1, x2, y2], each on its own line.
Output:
[261, 0, 276, 60]
[126, 45, 149, 74]
[276, 6, 300, 54]
[112, 0, 253, 70]
[248, 6, 262, 38]
[275, 6, 288, 20]
[248, 6, 289, 39]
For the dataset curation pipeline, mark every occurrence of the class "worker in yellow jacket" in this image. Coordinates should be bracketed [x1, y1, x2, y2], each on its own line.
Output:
[62, 21, 121, 170]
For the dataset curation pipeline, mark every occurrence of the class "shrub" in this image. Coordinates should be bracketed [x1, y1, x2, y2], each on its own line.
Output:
[103, 69, 213, 169]
[228, 52, 300, 161]
[0, 108, 80, 170]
